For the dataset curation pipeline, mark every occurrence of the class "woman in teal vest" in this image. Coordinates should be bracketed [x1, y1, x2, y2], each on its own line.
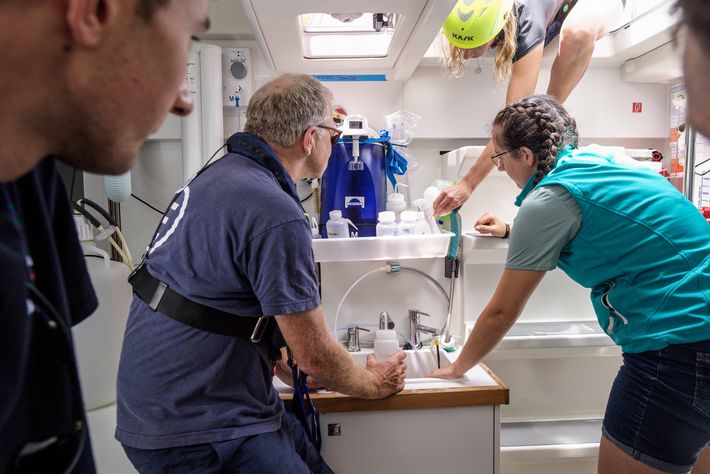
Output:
[429, 95, 710, 473]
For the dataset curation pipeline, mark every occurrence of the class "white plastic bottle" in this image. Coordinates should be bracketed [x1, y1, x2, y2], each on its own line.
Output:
[398, 210, 417, 235]
[373, 329, 399, 361]
[376, 211, 398, 237]
[326, 210, 356, 238]
[414, 212, 429, 235]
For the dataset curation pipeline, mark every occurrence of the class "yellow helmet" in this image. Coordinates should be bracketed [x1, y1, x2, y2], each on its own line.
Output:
[443, 0, 515, 49]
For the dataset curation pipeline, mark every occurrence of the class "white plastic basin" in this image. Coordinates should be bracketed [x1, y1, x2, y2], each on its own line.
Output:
[272, 347, 501, 393]
[347, 348, 472, 389]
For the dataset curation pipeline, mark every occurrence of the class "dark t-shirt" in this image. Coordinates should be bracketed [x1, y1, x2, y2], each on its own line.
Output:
[513, 0, 567, 62]
[0, 159, 98, 472]
[116, 134, 321, 449]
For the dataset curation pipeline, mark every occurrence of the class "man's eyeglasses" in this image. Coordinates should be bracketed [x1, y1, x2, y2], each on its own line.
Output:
[491, 149, 516, 168]
[317, 125, 342, 146]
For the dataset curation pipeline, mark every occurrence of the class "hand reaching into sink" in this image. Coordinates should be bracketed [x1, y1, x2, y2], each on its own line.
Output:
[426, 363, 465, 379]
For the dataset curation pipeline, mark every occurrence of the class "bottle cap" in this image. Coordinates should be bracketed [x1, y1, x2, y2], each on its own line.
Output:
[375, 329, 397, 340]
[329, 210, 342, 219]
[401, 210, 417, 222]
[378, 211, 396, 223]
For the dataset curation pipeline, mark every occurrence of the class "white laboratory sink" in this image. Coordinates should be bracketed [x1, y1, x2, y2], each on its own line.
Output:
[274, 347, 501, 392]
[348, 347, 462, 388]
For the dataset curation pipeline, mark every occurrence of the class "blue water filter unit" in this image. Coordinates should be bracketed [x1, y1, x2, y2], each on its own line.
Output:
[320, 140, 388, 237]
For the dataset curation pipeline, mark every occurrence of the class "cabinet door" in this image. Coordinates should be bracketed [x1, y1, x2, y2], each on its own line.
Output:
[320, 406, 497, 473]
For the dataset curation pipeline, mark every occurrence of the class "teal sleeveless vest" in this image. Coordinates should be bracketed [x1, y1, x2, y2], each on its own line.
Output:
[516, 147, 710, 353]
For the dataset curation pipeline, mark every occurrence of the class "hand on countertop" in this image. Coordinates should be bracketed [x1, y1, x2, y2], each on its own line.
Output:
[474, 212, 506, 237]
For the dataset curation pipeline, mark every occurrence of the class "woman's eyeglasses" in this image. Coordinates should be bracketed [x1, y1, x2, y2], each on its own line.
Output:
[317, 125, 342, 146]
[491, 149, 516, 167]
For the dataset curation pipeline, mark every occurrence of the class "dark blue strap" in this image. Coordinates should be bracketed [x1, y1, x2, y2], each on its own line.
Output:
[288, 354, 322, 452]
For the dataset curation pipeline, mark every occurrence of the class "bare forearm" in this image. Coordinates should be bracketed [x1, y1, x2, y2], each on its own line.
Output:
[300, 337, 378, 398]
[460, 140, 496, 191]
[453, 308, 516, 375]
[277, 310, 379, 399]
[453, 270, 545, 374]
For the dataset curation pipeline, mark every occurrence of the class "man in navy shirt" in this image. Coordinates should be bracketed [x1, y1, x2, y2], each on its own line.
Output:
[0, 1, 210, 472]
[116, 74, 407, 473]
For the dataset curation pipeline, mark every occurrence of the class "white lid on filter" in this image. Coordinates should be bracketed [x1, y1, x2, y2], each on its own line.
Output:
[387, 192, 405, 205]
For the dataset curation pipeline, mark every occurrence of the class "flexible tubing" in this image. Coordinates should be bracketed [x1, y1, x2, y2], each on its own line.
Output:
[332, 265, 451, 341]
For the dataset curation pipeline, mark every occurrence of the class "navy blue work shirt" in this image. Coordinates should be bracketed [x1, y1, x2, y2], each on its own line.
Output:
[116, 133, 321, 449]
[0, 159, 98, 472]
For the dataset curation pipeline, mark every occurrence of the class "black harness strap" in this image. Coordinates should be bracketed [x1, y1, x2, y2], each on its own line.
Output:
[129, 265, 270, 342]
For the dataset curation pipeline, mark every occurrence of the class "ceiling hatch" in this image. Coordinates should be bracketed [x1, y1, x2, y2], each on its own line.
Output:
[239, 0, 457, 80]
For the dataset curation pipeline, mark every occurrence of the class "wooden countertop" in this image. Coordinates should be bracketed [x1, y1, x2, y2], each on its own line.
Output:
[281, 363, 509, 414]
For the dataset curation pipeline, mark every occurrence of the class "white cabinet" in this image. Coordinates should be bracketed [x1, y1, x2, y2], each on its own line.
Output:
[320, 406, 499, 473]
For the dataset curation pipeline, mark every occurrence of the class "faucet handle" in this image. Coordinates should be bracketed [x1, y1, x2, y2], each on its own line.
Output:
[409, 309, 430, 319]
[347, 326, 370, 334]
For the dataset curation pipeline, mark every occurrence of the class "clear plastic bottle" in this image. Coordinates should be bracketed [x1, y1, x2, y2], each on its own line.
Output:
[376, 211, 398, 237]
[326, 210, 356, 238]
[398, 210, 417, 235]
[414, 212, 429, 235]
[373, 329, 399, 361]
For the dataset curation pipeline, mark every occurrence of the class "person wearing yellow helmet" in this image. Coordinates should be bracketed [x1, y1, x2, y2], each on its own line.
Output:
[433, 0, 625, 216]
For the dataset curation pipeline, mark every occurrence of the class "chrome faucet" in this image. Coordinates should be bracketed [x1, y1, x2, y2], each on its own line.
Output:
[347, 326, 369, 352]
[409, 309, 440, 348]
[379, 311, 394, 330]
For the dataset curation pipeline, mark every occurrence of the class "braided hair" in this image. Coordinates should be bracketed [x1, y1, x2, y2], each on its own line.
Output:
[492, 95, 579, 185]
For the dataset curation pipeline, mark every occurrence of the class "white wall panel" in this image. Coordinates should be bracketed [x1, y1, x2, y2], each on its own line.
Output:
[403, 66, 669, 139]
[325, 81, 405, 132]
[403, 66, 507, 138]
[591, 67, 670, 138]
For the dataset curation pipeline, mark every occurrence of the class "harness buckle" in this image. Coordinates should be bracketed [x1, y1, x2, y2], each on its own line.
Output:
[250, 316, 269, 343]
[148, 281, 168, 311]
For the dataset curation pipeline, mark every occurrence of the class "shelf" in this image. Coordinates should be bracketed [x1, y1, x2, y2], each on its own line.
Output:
[501, 419, 602, 463]
[499, 321, 615, 350]
[312, 232, 453, 263]
[461, 233, 509, 264]
[469, 320, 621, 360]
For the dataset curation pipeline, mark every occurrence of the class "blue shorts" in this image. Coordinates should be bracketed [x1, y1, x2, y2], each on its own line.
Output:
[603, 340, 710, 473]
[122, 410, 333, 474]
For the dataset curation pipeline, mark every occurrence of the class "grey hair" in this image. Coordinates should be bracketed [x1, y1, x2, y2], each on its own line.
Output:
[244, 74, 333, 147]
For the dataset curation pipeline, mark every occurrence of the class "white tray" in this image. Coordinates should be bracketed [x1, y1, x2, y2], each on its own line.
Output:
[312, 232, 454, 262]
